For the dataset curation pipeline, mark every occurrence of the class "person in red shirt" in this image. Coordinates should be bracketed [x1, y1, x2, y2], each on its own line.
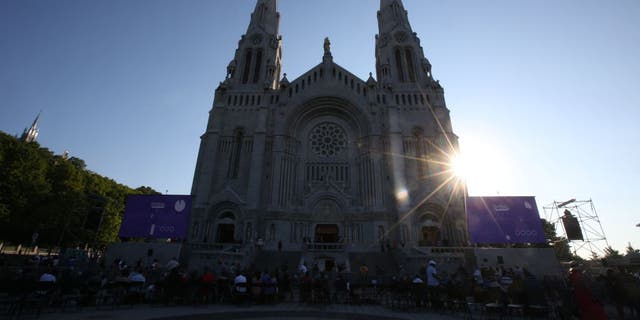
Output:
[568, 264, 607, 320]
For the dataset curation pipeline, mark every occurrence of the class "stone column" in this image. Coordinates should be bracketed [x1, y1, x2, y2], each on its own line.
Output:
[247, 106, 268, 208]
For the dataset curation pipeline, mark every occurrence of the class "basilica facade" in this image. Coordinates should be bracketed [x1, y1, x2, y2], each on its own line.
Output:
[186, 0, 467, 269]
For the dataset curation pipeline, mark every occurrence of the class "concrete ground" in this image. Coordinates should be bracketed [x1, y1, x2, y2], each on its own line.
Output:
[34, 303, 462, 320]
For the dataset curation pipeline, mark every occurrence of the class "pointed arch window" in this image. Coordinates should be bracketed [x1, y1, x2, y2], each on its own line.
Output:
[228, 128, 244, 178]
[242, 49, 253, 84]
[413, 127, 425, 177]
[268, 224, 276, 241]
[253, 49, 263, 83]
[405, 48, 416, 82]
[395, 47, 405, 82]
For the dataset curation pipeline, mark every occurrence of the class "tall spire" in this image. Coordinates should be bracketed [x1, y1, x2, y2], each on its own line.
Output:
[375, 0, 434, 88]
[21, 112, 40, 143]
[247, 0, 280, 36]
[221, 0, 282, 90]
[378, 0, 411, 35]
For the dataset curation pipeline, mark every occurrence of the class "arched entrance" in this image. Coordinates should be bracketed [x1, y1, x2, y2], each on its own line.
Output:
[216, 224, 235, 243]
[421, 226, 440, 246]
[315, 224, 339, 243]
[215, 211, 236, 243]
[416, 203, 444, 246]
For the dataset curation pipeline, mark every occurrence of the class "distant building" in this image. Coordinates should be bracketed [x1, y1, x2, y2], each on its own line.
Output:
[186, 0, 467, 270]
[20, 113, 40, 143]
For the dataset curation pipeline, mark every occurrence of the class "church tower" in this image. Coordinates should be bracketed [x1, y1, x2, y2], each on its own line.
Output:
[376, 0, 433, 87]
[221, 0, 282, 90]
[187, 0, 468, 271]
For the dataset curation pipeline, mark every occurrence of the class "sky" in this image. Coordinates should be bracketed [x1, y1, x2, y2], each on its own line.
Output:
[1, 0, 638, 254]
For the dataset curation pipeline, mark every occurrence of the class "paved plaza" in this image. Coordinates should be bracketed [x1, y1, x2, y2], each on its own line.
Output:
[35, 303, 461, 320]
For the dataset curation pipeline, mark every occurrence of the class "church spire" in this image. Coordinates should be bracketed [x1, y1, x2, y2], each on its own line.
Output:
[378, 0, 412, 34]
[21, 112, 40, 143]
[221, 0, 282, 90]
[247, 0, 280, 36]
[375, 0, 434, 88]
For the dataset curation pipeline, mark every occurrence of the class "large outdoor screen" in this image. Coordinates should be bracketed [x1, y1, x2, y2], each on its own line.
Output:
[466, 196, 546, 244]
[118, 195, 191, 239]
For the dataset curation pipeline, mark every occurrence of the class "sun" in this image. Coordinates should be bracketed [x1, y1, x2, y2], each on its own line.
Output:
[447, 137, 512, 195]
[450, 153, 470, 180]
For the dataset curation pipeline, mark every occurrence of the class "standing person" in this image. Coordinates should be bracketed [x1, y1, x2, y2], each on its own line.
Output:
[604, 268, 625, 320]
[426, 260, 440, 303]
[568, 263, 607, 320]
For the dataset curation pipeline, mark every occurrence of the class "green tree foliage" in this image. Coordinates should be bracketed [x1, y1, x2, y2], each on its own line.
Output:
[540, 218, 575, 261]
[603, 245, 623, 259]
[626, 242, 638, 255]
[0, 131, 158, 247]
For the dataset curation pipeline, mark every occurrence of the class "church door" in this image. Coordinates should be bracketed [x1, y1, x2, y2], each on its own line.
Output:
[216, 224, 235, 243]
[421, 226, 440, 246]
[315, 224, 339, 243]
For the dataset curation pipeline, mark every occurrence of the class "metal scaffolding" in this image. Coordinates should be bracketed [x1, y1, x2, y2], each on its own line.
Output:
[543, 199, 609, 258]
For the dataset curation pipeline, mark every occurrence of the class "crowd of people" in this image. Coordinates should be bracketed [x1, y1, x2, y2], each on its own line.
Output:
[1, 252, 639, 319]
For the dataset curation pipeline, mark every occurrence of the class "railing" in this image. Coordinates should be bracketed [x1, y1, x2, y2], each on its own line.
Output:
[306, 242, 344, 251]
[412, 245, 469, 255]
[189, 243, 243, 255]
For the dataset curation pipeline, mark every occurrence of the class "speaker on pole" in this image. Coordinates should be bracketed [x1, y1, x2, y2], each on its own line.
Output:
[562, 210, 584, 241]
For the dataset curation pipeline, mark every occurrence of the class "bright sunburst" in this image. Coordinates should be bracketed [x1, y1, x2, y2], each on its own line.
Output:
[450, 153, 470, 180]
[449, 137, 511, 195]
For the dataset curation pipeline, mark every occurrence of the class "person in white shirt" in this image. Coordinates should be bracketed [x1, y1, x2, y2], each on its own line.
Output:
[234, 273, 247, 293]
[426, 260, 439, 287]
[128, 270, 146, 283]
[39, 272, 56, 283]
[473, 268, 484, 286]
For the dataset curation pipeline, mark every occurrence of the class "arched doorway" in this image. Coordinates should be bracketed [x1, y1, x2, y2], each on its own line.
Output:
[216, 224, 235, 243]
[215, 211, 236, 243]
[421, 226, 440, 246]
[315, 224, 339, 243]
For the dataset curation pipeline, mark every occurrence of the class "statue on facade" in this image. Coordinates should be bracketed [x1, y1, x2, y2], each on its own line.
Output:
[324, 37, 331, 55]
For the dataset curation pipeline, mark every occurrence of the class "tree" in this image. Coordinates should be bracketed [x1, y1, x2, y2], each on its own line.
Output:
[625, 242, 638, 256]
[136, 186, 161, 195]
[540, 218, 574, 261]
[603, 246, 623, 259]
[0, 131, 159, 247]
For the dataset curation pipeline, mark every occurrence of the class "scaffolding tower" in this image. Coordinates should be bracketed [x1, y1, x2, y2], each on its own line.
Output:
[543, 199, 609, 259]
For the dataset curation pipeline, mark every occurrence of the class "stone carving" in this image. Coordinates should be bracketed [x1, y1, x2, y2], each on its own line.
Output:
[324, 37, 331, 55]
[394, 31, 408, 43]
[309, 122, 347, 157]
[379, 33, 389, 48]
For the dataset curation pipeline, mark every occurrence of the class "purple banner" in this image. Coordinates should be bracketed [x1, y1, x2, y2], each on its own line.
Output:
[466, 196, 546, 244]
[118, 195, 191, 239]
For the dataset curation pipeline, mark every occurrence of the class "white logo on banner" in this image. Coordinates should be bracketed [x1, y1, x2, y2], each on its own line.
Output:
[174, 200, 186, 212]
[515, 230, 538, 237]
[524, 201, 532, 209]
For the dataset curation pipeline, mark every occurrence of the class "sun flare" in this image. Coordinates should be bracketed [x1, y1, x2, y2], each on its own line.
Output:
[450, 154, 469, 180]
[448, 137, 511, 195]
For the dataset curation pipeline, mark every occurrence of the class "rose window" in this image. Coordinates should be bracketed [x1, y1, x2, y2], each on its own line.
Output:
[309, 122, 347, 157]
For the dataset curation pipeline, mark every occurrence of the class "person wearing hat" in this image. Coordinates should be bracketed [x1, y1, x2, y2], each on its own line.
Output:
[426, 260, 439, 287]
[426, 260, 440, 305]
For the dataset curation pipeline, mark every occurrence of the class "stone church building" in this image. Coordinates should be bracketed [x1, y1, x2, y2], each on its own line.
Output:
[185, 0, 468, 271]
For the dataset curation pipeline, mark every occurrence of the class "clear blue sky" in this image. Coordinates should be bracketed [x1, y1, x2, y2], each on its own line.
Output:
[1, 0, 638, 254]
